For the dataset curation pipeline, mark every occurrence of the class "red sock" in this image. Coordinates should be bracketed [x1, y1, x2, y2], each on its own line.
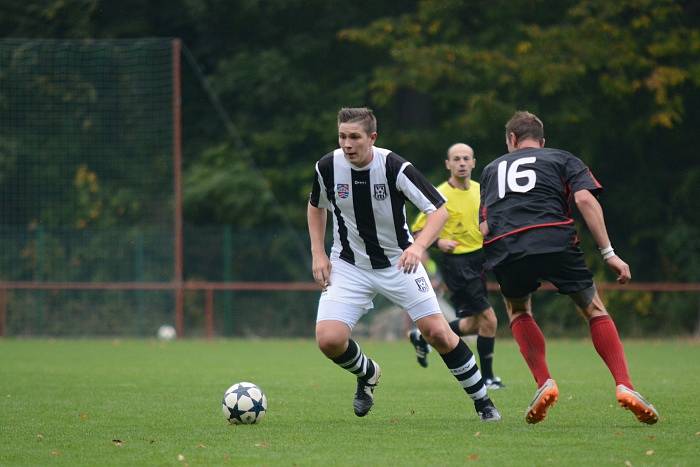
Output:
[510, 314, 550, 387]
[589, 315, 633, 388]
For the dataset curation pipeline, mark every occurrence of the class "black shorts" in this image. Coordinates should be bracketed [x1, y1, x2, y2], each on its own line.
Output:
[493, 247, 594, 298]
[441, 250, 491, 317]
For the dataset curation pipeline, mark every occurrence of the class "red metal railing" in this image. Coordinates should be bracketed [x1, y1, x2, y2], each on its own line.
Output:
[1, 280, 698, 338]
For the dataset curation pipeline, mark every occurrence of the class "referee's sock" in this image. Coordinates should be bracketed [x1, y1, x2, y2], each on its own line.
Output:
[448, 318, 463, 336]
[477, 335, 495, 381]
[439, 339, 489, 404]
[510, 313, 551, 387]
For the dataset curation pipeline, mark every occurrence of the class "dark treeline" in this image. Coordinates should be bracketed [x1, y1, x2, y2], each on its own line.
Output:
[0, 1, 698, 334]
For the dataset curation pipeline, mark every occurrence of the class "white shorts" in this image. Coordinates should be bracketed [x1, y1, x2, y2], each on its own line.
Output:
[316, 258, 441, 329]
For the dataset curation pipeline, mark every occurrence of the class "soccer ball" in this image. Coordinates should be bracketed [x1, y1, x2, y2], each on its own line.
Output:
[157, 324, 176, 341]
[222, 382, 267, 425]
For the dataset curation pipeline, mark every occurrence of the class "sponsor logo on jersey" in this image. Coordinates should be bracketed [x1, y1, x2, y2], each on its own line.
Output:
[336, 184, 350, 199]
[415, 277, 429, 293]
[373, 184, 387, 200]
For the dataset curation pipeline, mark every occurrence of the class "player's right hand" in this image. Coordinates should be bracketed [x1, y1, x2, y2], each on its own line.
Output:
[605, 255, 631, 284]
[312, 254, 332, 289]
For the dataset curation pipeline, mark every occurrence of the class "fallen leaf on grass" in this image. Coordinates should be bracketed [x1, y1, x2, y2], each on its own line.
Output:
[50, 450, 61, 457]
[177, 454, 185, 461]
[37, 434, 44, 441]
[624, 461, 632, 467]
[112, 439, 124, 447]
[79, 412, 89, 421]
[474, 432, 480, 437]
[646, 450, 654, 456]
[467, 454, 479, 461]
[196, 443, 207, 448]
[255, 442, 269, 448]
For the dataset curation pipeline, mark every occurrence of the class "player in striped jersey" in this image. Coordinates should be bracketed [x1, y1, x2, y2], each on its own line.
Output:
[308, 107, 500, 422]
[479, 110, 658, 425]
[408, 143, 503, 390]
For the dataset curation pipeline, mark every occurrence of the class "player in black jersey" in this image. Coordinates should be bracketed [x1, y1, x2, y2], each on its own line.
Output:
[479, 110, 658, 425]
[308, 107, 500, 421]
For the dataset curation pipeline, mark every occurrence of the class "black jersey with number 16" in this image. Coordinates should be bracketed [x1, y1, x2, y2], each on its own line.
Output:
[479, 147, 602, 269]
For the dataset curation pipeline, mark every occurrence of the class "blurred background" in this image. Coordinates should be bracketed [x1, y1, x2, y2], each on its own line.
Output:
[0, 0, 698, 338]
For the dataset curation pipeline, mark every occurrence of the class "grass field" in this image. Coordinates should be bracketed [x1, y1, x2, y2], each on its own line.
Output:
[1, 338, 698, 466]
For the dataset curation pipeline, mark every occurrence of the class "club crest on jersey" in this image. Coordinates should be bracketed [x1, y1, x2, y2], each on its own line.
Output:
[373, 184, 387, 200]
[336, 184, 350, 199]
[415, 277, 429, 293]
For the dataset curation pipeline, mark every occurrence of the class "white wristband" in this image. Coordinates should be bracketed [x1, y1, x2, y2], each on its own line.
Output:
[599, 245, 615, 260]
[599, 245, 613, 255]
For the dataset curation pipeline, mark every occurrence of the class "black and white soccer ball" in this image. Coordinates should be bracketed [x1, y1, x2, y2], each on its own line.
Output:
[222, 382, 267, 425]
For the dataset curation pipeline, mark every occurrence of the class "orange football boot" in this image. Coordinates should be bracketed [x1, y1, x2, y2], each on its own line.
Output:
[616, 385, 659, 425]
[525, 379, 559, 424]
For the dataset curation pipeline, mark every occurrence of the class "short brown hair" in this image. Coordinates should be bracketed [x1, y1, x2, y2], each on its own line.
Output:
[505, 111, 544, 142]
[337, 107, 377, 134]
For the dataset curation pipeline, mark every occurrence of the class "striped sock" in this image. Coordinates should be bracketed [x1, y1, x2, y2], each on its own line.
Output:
[589, 315, 633, 388]
[439, 339, 488, 404]
[331, 339, 376, 381]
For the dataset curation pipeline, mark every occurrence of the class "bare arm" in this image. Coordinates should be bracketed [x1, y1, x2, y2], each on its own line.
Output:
[574, 189, 631, 284]
[415, 228, 458, 254]
[398, 205, 448, 273]
[479, 221, 489, 237]
[307, 202, 331, 288]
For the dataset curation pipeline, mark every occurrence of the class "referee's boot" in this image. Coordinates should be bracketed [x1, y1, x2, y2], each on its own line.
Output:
[353, 361, 381, 417]
[408, 329, 431, 368]
[484, 376, 506, 390]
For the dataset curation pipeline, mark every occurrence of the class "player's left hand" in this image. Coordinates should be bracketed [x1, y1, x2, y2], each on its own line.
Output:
[605, 255, 631, 284]
[398, 244, 424, 274]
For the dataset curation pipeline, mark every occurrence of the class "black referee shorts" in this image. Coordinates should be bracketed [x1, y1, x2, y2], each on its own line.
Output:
[493, 247, 594, 299]
[441, 249, 491, 317]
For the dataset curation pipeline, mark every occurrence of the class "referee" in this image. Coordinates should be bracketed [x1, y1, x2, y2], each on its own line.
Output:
[408, 143, 503, 390]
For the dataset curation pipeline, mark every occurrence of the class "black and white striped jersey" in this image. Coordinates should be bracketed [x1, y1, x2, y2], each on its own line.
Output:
[309, 147, 445, 270]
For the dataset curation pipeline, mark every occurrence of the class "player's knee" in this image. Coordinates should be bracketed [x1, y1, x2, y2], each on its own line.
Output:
[480, 314, 497, 336]
[315, 328, 346, 357]
[573, 287, 607, 320]
[504, 294, 531, 315]
[420, 323, 453, 348]
[569, 285, 597, 311]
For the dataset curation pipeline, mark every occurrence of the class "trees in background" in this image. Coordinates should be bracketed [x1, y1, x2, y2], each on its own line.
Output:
[0, 0, 698, 285]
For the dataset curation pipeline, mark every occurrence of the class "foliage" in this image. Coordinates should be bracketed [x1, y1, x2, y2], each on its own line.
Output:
[0, 1, 698, 300]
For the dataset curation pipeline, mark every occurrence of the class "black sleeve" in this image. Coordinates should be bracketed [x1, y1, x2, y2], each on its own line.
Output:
[566, 155, 603, 196]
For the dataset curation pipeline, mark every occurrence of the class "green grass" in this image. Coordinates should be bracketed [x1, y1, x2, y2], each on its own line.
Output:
[0, 338, 698, 466]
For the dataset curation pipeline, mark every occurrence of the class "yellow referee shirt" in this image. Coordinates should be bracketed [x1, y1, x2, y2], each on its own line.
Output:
[412, 180, 483, 254]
